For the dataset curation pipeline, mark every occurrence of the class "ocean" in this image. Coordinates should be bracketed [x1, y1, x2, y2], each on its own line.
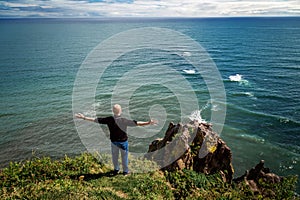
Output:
[0, 17, 299, 189]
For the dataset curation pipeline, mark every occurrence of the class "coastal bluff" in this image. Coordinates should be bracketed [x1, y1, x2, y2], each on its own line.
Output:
[147, 121, 287, 195]
[0, 121, 297, 199]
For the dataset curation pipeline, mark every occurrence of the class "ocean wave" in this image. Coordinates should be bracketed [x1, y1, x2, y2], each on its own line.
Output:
[183, 69, 196, 74]
[244, 92, 257, 99]
[228, 74, 249, 86]
[279, 156, 299, 171]
[229, 74, 242, 82]
[211, 104, 219, 112]
[0, 113, 14, 118]
[189, 110, 206, 123]
[239, 134, 265, 144]
[255, 93, 287, 101]
[182, 51, 192, 57]
[189, 100, 213, 123]
[227, 103, 300, 126]
[244, 92, 254, 97]
[231, 91, 257, 99]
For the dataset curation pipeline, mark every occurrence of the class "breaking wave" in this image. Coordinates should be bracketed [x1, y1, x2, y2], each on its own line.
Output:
[229, 74, 249, 86]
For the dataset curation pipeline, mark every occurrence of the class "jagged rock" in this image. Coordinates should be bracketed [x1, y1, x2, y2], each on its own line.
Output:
[234, 160, 283, 195]
[146, 121, 234, 182]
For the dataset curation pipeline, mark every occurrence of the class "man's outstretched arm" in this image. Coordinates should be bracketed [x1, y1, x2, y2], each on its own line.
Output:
[136, 119, 157, 126]
[75, 113, 96, 122]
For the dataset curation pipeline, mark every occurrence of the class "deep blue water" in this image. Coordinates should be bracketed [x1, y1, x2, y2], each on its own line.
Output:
[0, 18, 299, 188]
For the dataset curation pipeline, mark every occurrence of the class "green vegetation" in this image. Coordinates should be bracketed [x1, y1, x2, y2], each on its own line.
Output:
[0, 153, 298, 200]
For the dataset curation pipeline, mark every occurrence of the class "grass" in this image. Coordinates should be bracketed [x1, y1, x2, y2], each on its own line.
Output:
[0, 153, 298, 200]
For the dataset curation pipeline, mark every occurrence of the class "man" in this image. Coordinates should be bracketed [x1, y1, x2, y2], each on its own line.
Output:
[75, 104, 156, 176]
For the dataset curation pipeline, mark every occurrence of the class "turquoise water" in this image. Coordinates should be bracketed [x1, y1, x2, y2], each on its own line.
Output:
[0, 18, 299, 187]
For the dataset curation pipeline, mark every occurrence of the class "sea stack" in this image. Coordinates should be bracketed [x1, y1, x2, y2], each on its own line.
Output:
[146, 121, 234, 182]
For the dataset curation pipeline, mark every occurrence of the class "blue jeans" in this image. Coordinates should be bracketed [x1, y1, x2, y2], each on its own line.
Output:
[111, 141, 129, 173]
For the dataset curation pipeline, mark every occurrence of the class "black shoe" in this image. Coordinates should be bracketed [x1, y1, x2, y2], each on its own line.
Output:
[110, 170, 119, 176]
[123, 171, 131, 176]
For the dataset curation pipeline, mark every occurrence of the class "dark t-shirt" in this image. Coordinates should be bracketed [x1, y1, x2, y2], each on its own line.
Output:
[95, 116, 137, 142]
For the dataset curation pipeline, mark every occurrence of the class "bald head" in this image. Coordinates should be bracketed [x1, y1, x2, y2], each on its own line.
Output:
[113, 104, 122, 116]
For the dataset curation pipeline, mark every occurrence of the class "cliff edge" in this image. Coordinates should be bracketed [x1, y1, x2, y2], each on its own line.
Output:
[146, 121, 294, 196]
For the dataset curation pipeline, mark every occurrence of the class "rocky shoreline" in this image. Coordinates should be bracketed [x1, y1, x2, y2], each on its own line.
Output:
[147, 121, 294, 197]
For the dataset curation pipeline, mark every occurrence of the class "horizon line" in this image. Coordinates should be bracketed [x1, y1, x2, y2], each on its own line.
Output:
[1, 15, 299, 20]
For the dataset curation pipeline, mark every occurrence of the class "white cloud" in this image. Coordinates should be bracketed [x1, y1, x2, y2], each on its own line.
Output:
[0, 0, 299, 17]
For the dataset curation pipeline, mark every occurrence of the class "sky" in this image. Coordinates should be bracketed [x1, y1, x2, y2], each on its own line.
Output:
[0, 0, 299, 18]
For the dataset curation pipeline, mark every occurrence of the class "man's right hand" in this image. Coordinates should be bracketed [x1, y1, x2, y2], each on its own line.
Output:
[75, 113, 85, 119]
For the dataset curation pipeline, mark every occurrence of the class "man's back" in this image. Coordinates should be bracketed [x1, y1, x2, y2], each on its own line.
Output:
[96, 116, 137, 142]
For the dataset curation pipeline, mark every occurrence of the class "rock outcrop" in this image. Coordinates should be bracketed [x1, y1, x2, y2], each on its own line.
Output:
[146, 121, 234, 182]
[234, 160, 283, 195]
[146, 121, 295, 195]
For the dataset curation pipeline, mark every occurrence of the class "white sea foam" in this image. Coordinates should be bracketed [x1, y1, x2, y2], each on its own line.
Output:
[244, 92, 257, 100]
[240, 134, 265, 144]
[229, 74, 242, 82]
[182, 51, 192, 57]
[244, 92, 253, 97]
[279, 117, 290, 124]
[189, 100, 211, 123]
[183, 69, 196, 74]
[211, 104, 219, 111]
[189, 110, 206, 123]
[229, 74, 249, 86]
